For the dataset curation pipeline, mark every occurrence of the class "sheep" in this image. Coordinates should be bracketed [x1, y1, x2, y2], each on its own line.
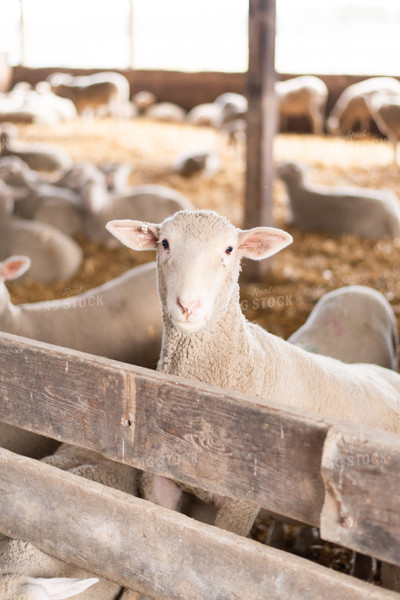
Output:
[1, 131, 72, 172]
[0, 256, 162, 368]
[277, 161, 400, 239]
[0, 187, 83, 283]
[107, 209, 400, 539]
[186, 103, 221, 127]
[0, 155, 38, 188]
[96, 162, 132, 193]
[365, 92, 400, 165]
[132, 90, 156, 114]
[172, 149, 219, 178]
[145, 102, 186, 124]
[49, 72, 130, 119]
[0, 443, 140, 600]
[288, 285, 399, 370]
[84, 184, 194, 246]
[275, 75, 328, 135]
[327, 76, 400, 135]
[213, 92, 247, 127]
[0, 82, 77, 125]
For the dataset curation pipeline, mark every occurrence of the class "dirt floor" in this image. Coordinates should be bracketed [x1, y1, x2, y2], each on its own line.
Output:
[5, 117, 400, 581]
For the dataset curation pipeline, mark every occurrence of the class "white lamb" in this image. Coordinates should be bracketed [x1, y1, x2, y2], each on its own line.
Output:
[0, 256, 162, 368]
[84, 184, 194, 246]
[365, 91, 400, 165]
[277, 161, 400, 239]
[1, 131, 71, 172]
[107, 209, 400, 538]
[0, 443, 140, 600]
[0, 186, 83, 283]
[145, 102, 186, 124]
[0, 155, 38, 188]
[275, 75, 328, 135]
[49, 72, 130, 119]
[327, 76, 400, 135]
[288, 285, 399, 370]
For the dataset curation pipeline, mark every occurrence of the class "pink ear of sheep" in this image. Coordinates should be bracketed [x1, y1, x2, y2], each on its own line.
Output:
[106, 219, 159, 251]
[25, 576, 99, 599]
[238, 227, 293, 260]
[0, 256, 31, 281]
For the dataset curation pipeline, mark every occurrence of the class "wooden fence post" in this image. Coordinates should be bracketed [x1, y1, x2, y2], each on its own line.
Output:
[245, 0, 277, 279]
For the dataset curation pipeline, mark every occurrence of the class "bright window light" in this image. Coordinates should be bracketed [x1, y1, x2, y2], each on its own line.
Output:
[0, 0, 399, 75]
[132, 0, 248, 72]
[276, 0, 400, 75]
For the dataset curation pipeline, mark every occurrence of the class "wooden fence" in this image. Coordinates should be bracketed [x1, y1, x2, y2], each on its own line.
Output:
[0, 331, 399, 599]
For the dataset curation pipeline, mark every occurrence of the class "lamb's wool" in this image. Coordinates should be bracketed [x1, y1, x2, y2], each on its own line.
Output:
[108, 209, 400, 538]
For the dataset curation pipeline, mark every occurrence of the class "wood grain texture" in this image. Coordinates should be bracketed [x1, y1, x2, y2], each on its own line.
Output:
[1, 448, 399, 600]
[245, 0, 276, 233]
[321, 424, 400, 566]
[0, 331, 328, 525]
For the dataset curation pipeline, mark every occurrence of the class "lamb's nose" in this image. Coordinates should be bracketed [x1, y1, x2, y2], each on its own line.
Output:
[177, 298, 201, 319]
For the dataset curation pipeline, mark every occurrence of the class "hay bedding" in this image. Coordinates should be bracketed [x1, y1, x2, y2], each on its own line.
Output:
[5, 118, 400, 579]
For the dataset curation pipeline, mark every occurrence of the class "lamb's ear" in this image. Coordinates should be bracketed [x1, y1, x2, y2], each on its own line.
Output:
[106, 219, 159, 250]
[238, 227, 293, 260]
[0, 256, 31, 280]
[26, 576, 99, 599]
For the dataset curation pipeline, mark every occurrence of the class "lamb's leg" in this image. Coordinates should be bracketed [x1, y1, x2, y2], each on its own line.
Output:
[141, 472, 183, 511]
[308, 105, 324, 135]
[214, 498, 260, 537]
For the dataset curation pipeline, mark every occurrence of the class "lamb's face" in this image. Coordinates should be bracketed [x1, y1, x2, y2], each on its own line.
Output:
[156, 212, 240, 332]
[106, 210, 293, 334]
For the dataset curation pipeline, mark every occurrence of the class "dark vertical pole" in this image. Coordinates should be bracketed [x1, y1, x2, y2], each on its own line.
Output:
[245, 0, 277, 278]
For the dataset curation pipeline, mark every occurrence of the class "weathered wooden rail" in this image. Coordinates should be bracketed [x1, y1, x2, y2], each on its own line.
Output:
[0, 331, 400, 599]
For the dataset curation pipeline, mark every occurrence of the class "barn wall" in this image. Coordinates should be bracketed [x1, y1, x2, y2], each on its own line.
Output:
[10, 65, 397, 111]
[7, 65, 399, 133]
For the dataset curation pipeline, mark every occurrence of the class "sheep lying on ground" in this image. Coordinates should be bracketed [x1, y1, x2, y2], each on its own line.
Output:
[0, 189, 83, 283]
[145, 102, 186, 123]
[327, 76, 400, 135]
[275, 75, 328, 135]
[288, 285, 399, 370]
[172, 149, 219, 178]
[107, 209, 400, 539]
[1, 131, 71, 171]
[186, 102, 221, 127]
[84, 184, 194, 246]
[0, 443, 140, 599]
[0, 83, 77, 125]
[49, 72, 130, 119]
[277, 161, 400, 239]
[0, 155, 38, 188]
[366, 92, 400, 165]
[0, 256, 162, 368]
[132, 90, 156, 114]
[213, 92, 248, 128]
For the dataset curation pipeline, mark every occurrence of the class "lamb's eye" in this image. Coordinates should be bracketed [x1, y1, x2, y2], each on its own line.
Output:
[161, 239, 169, 249]
[225, 246, 233, 255]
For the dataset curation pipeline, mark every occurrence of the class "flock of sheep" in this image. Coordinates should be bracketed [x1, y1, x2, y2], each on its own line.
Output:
[1, 71, 400, 598]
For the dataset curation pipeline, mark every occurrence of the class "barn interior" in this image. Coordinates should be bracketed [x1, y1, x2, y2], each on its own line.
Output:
[1, 0, 400, 597]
